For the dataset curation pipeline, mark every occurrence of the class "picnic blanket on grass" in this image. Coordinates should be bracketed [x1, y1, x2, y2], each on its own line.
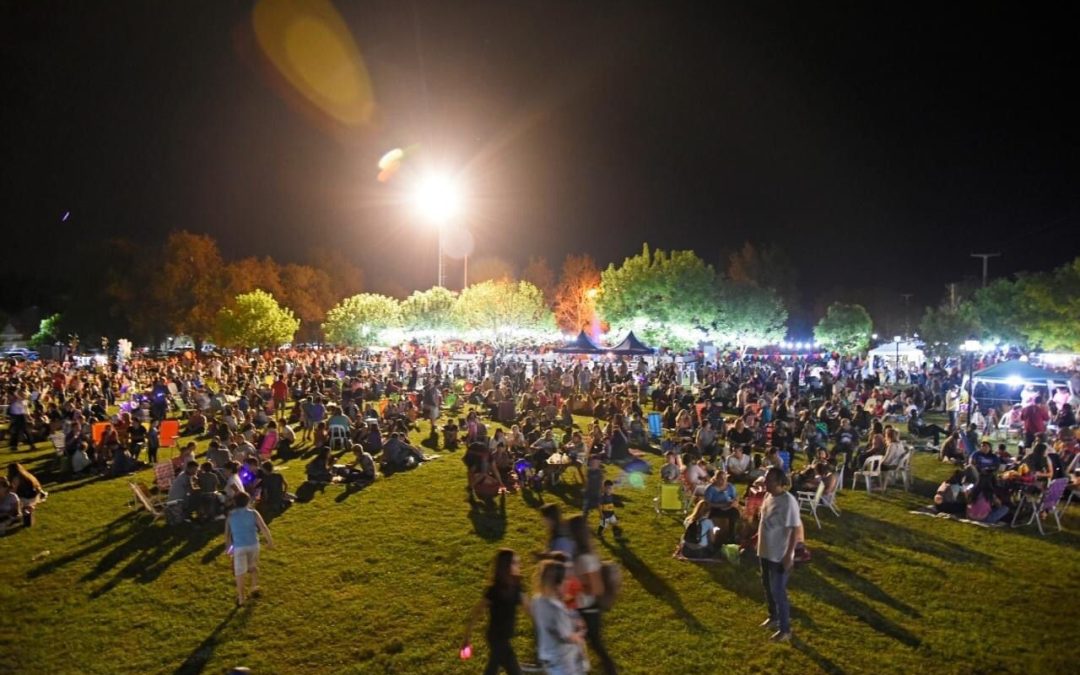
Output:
[908, 507, 1004, 528]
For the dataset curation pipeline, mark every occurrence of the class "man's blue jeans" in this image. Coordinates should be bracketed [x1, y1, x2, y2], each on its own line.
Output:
[760, 558, 791, 633]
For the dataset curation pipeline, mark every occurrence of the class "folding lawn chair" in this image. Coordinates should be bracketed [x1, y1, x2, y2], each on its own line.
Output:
[129, 482, 182, 523]
[797, 481, 827, 528]
[1011, 477, 1068, 535]
[654, 481, 685, 518]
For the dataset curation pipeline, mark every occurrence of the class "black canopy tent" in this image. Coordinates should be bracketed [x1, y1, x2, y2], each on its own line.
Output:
[608, 331, 655, 355]
[552, 331, 604, 354]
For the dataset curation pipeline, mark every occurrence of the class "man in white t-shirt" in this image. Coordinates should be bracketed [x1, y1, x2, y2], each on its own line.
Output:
[756, 467, 801, 642]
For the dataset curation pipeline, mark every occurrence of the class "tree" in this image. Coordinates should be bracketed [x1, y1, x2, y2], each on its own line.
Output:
[454, 279, 553, 340]
[918, 302, 981, 349]
[814, 302, 874, 354]
[554, 254, 602, 333]
[152, 231, 229, 346]
[521, 256, 556, 305]
[1016, 258, 1080, 352]
[401, 287, 459, 333]
[971, 277, 1028, 347]
[30, 313, 62, 346]
[279, 264, 336, 342]
[598, 244, 718, 350]
[322, 293, 401, 347]
[712, 281, 788, 347]
[215, 290, 300, 349]
[226, 256, 284, 299]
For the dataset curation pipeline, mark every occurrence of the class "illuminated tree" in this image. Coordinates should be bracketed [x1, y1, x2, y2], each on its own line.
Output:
[30, 313, 62, 346]
[554, 254, 602, 333]
[322, 293, 401, 347]
[713, 281, 788, 347]
[814, 302, 873, 354]
[727, 241, 799, 310]
[215, 289, 300, 349]
[454, 279, 553, 340]
[598, 244, 718, 350]
[1016, 258, 1080, 351]
[401, 286, 459, 333]
[918, 302, 981, 350]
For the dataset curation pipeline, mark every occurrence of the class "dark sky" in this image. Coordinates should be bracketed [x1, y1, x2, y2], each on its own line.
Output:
[3, 0, 1078, 325]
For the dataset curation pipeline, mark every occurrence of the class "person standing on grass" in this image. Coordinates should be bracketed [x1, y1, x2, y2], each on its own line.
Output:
[463, 548, 527, 675]
[757, 466, 801, 643]
[224, 491, 273, 607]
[566, 515, 617, 675]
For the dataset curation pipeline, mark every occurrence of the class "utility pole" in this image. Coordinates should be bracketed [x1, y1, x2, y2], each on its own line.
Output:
[970, 253, 1000, 288]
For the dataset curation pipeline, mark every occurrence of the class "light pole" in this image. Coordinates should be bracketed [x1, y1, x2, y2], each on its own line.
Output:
[961, 339, 982, 425]
[411, 173, 463, 288]
[893, 335, 901, 382]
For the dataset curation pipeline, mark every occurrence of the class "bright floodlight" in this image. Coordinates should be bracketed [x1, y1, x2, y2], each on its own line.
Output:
[413, 174, 462, 223]
[962, 339, 982, 352]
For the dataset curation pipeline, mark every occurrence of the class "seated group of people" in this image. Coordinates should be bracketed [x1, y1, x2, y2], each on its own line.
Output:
[165, 457, 292, 525]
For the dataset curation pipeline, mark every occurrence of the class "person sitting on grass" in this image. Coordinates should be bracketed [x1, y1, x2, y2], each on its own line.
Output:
[964, 480, 1010, 525]
[704, 470, 740, 544]
[725, 444, 752, 483]
[381, 432, 425, 471]
[939, 430, 965, 464]
[167, 461, 198, 525]
[0, 477, 23, 534]
[306, 446, 334, 484]
[347, 444, 377, 484]
[932, 469, 967, 515]
[259, 461, 294, 512]
[224, 461, 245, 506]
[225, 490, 274, 607]
[681, 499, 718, 559]
[196, 462, 224, 521]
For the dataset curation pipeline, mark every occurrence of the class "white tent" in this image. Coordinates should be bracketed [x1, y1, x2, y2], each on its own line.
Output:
[868, 340, 925, 370]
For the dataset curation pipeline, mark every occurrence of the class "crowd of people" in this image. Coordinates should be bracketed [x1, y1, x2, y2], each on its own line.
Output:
[2, 344, 1078, 671]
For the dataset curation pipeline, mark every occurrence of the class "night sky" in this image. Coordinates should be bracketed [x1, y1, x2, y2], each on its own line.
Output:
[3, 1, 1078, 328]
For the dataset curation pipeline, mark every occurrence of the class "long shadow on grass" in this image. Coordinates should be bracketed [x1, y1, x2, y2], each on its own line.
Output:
[826, 510, 992, 565]
[791, 635, 846, 675]
[173, 606, 250, 675]
[27, 511, 142, 579]
[84, 521, 222, 597]
[598, 538, 706, 632]
[468, 494, 508, 541]
[799, 566, 921, 648]
[812, 553, 921, 619]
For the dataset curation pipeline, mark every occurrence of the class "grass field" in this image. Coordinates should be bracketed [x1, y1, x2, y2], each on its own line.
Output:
[1, 411, 1078, 675]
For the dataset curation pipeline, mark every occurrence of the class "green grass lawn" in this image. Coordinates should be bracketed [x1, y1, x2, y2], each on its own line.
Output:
[1, 412, 1078, 674]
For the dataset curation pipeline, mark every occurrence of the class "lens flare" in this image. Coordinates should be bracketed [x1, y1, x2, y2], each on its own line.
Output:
[252, 0, 375, 128]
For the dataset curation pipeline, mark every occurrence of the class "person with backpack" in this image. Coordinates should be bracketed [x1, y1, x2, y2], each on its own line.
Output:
[566, 515, 617, 675]
[681, 500, 717, 559]
[757, 467, 801, 643]
[463, 548, 527, 675]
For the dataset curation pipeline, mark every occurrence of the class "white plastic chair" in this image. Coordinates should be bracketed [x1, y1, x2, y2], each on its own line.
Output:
[883, 450, 913, 491]
[852, 455, 884, 494]
[328, 425, 349, 451]
[797, 481, 827, 528]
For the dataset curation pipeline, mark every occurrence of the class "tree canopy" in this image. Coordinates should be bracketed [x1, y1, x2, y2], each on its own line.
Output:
[401, 286, 459, 333]
[322, 293, 401, 347]
[713, 280, 788, 347]
[814, 302, 873, 354]
[598, 245, 719, 350]
[554, 254, 602, 334]
[215, 290, 300, 349]
[455, 279, 553, 340]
